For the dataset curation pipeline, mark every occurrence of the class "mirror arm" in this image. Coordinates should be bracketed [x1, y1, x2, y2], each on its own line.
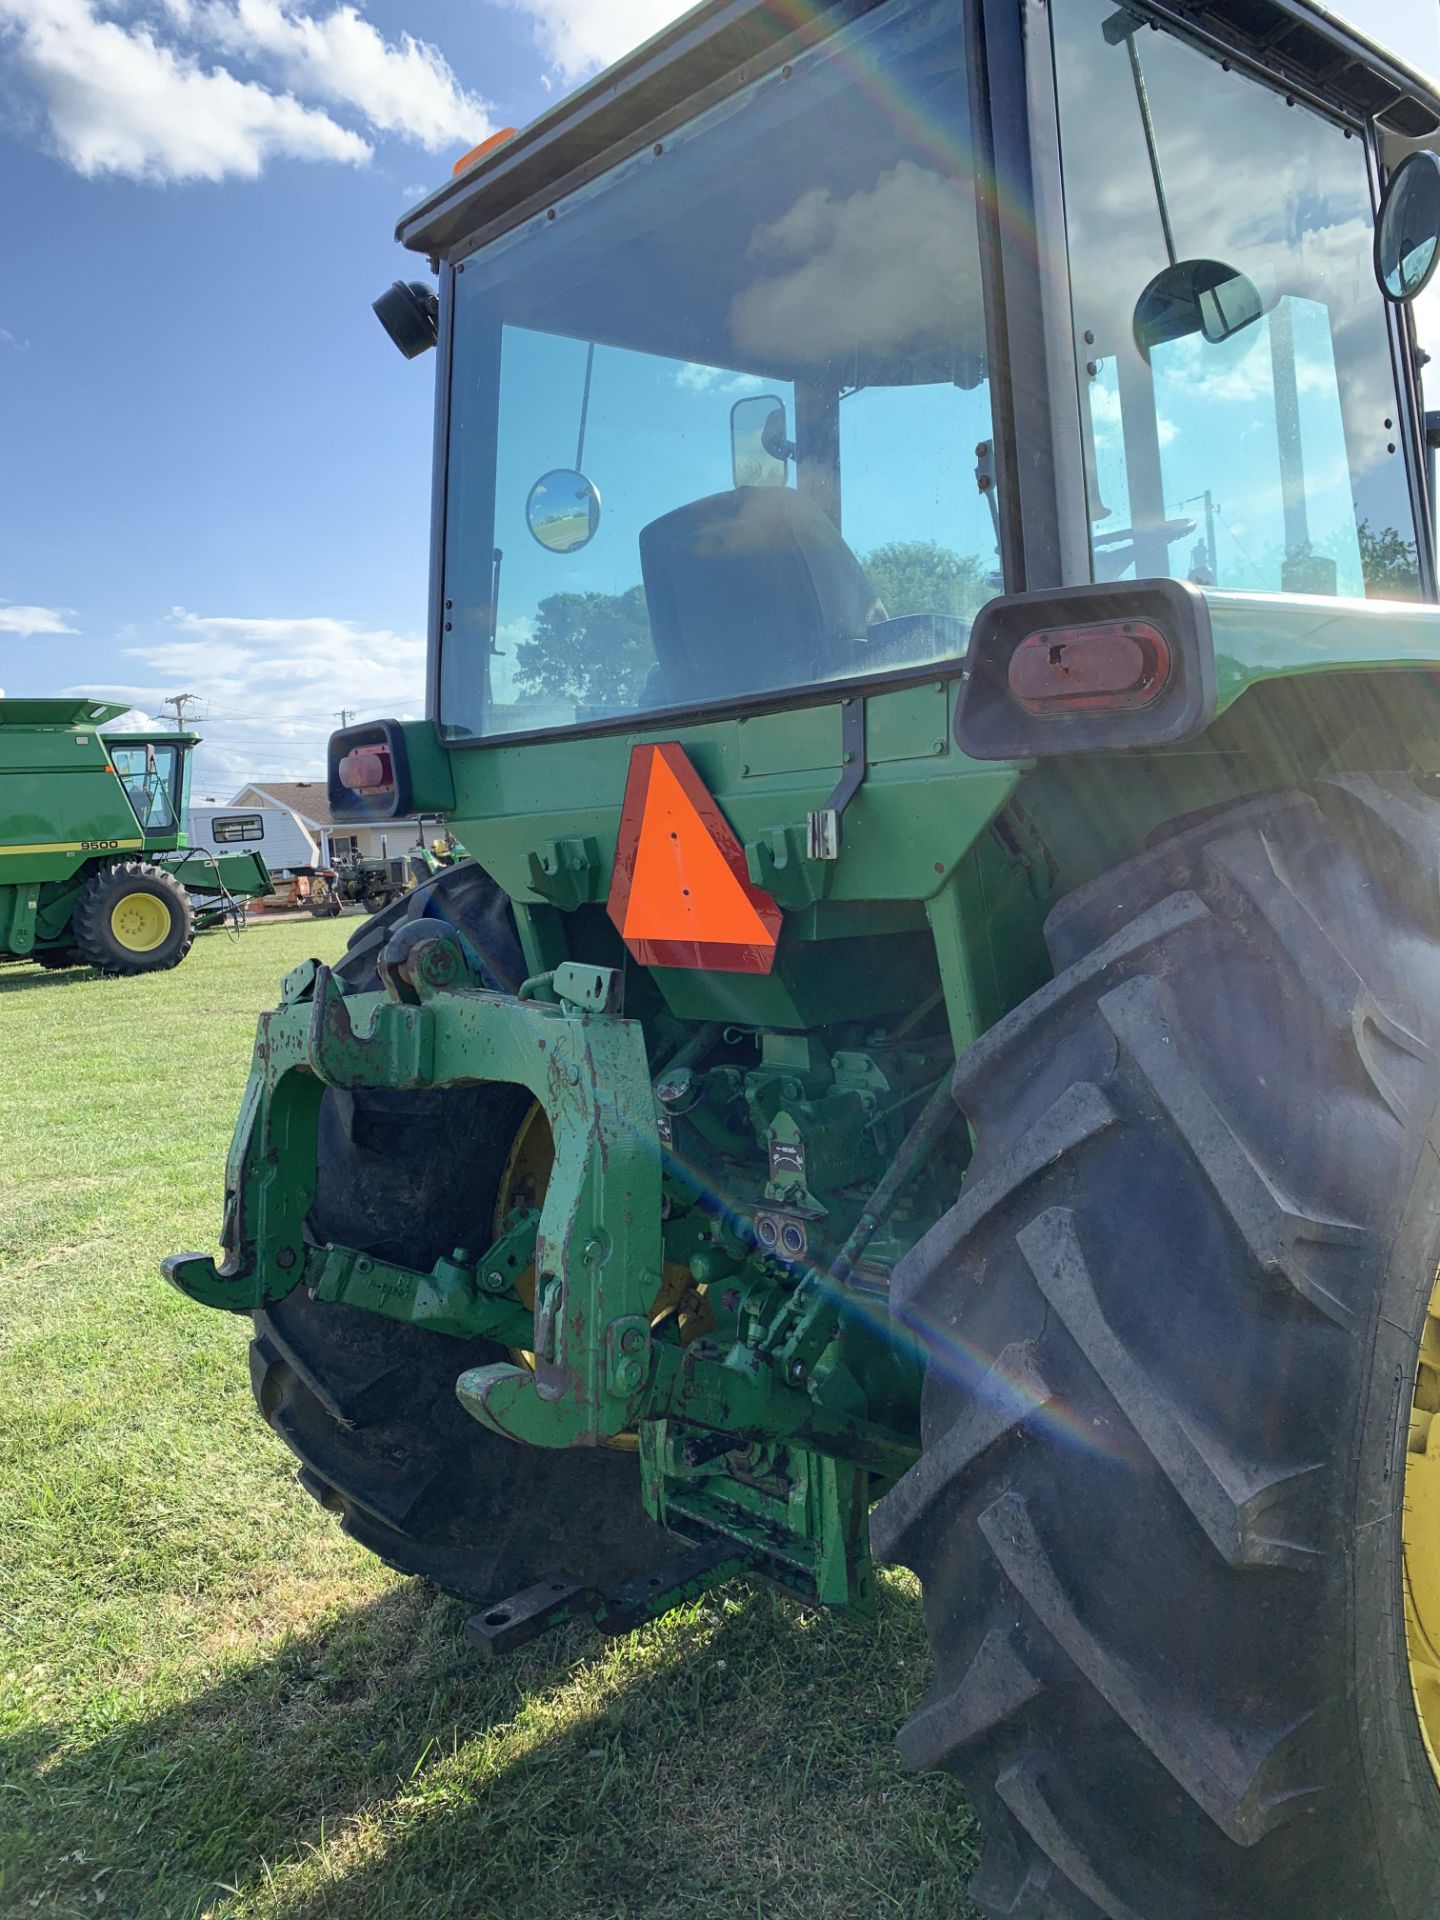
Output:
[575, 342, 596, 472]
[975, 439, 1001, 548]
[488, 547, 505, 655]
[1127, 36, 1177, 267]
[1104, 8, 1177, 267]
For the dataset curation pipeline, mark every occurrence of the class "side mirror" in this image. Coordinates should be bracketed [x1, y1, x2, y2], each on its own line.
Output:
[1133, 258, 1262, 362]
[373, 280, 439, 359]
[1376, 152, 1440, 305]
[731, 394, 792, 488]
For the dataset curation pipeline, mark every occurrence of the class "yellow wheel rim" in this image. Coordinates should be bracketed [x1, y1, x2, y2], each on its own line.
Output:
[1405, 1263, 1440, 1784]
[110, 890, 171, 953]
[492, 1102, 714, 1449]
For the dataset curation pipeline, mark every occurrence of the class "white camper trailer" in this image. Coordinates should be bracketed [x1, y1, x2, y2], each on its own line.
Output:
[186, 803, 318, 875]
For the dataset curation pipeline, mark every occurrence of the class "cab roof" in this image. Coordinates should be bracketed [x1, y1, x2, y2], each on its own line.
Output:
[0, 697, 128, 728]
[397, 0, 1440, 264]
[103, 730, 201, 749]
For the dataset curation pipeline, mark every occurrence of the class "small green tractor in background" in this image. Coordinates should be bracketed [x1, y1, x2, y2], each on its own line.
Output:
[167, 1, 1440, 1912]
[0, 698, 270, 976]
[330, 835, 457, 914]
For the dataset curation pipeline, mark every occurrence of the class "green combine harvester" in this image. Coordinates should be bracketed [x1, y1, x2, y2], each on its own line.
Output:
[166, 0, 1440, 1910]
[0, 699, 270, 975]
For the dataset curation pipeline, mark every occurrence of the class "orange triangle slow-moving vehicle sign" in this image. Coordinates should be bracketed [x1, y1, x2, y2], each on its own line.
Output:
[607, 743, 782, 973]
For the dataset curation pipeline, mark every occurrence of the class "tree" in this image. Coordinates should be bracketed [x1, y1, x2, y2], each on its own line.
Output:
[511, 541, 992, 711]
[861, 540, 991, 622]
[513, 586, 652, 707]
[1358, 520, 1421, 601]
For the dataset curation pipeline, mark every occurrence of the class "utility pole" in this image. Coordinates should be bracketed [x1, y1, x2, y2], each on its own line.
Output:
[163, 692, 200, 731]
[1180, 491, 1219, 585]
[335, 708, 356, 729]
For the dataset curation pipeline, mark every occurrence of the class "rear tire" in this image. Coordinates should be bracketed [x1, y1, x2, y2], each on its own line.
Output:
[250, 863, 672, 1604]
[872, 777, 1440, 1918]
[72, 861, 193, 975]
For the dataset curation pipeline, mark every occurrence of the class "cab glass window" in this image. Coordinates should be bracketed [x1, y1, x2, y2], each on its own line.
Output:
[440, 0, 998, 741]
[211, 814, 264, 843]
[1052, 0, 1421, 599]
[112, 744, 179, 832]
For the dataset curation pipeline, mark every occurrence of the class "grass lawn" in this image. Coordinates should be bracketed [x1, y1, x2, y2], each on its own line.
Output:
[0, 920, 980, 1920]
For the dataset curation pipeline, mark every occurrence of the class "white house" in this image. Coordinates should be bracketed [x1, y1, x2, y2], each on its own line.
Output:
[227, 781, 436, 866]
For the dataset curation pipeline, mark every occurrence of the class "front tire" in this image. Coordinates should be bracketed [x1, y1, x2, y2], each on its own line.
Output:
[873, 777, 1440, 1918]
[72, 860, 193, 975]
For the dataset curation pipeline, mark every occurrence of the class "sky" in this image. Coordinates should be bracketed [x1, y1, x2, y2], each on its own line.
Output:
[2, 0, 1439, 795]
[0, 0, 690, 794]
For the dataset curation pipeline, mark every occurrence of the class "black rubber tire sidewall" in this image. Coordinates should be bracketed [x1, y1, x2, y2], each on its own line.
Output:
[874, 777, 1440, 1919]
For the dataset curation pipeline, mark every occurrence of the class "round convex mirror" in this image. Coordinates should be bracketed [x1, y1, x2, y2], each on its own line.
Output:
[1375, 151, 1440, 304]
[1132, 257, 1263, 362]
[525, 469, 601, 554]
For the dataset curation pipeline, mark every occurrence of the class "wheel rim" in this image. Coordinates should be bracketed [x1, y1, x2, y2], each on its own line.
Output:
[110, 891, 171, 953]
[1405, 1263, 1440, 1784]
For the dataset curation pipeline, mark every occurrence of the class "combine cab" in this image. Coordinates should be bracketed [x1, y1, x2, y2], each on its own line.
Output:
[0, 699, 270, 975]
[167, 3, 1440, 1912]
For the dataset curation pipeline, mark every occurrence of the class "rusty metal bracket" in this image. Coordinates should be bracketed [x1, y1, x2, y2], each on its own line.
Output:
[163, 966, 665, 1448]
[806, 696, 866, 860]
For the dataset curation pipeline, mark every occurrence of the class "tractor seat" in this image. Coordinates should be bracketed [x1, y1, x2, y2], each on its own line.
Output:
[638, 487, 883, 706]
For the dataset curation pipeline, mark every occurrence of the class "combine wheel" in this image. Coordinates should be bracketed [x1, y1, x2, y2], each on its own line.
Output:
[872, 778, 1440, 1919]
[72, 860, 194, 975]
[250, 863, 671, 1603]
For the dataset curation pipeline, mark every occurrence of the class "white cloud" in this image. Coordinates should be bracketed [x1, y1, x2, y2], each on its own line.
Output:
[513, 0, 689, 84]
[0, 0, 486, 184]
[0, 602, 78, 636]
[175, 0, 490, 150]
[673, 361, 767, 397]
[102, 703, 160, 729]
[730, 161, 983, 369]
[489, 615, 532, 703]
[0, 0, 367, 181]
[78, 605, 429, 787]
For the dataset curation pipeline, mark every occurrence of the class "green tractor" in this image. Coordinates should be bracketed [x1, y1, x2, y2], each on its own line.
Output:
[0, 698, 270, 975]
[332, 835, 458, 914]
[166, 2, 1440, 1910]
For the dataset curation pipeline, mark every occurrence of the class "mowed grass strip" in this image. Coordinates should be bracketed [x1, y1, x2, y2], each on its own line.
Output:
[0, 921, 979, 1920]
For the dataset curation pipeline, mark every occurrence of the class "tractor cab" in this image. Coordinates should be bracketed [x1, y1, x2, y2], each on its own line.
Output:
[378, 0, 1439, 758]
[102, 728, 196, 847]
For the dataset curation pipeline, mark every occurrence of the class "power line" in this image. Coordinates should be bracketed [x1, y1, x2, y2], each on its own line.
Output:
[163, 692, 202, 730]
[190, 695, 420, 724]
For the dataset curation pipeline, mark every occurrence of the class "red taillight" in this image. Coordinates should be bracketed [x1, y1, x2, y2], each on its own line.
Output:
[338, 746, 392, 792]
[1008, 620, 1171, 715]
